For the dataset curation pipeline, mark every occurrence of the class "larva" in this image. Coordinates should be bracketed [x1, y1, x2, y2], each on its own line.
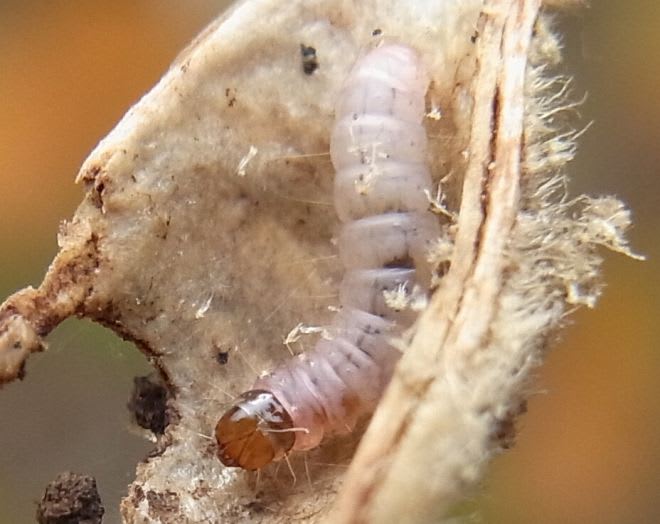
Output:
[215, 43, 439, 470]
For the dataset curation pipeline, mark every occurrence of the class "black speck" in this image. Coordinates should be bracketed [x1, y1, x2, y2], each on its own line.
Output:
[300, 44, 319, 75]
[17, 361, 26, 381]
[245, 500, 266, 514]
[225, 87, 237, 107]
[372, 28, 382, 36]
[216, 350, 229, 365]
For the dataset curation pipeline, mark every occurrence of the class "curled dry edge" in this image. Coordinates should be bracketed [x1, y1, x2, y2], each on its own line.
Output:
[0, 0, 641, 523]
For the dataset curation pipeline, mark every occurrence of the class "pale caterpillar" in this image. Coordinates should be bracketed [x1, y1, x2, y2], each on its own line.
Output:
[215, 43, 440, 470]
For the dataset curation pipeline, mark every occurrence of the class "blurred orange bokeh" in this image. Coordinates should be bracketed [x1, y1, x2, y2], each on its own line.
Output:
[1, 2, 658, 523]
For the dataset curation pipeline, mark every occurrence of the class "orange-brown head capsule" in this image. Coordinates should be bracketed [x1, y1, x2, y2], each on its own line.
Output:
[215, 389, 295, 470]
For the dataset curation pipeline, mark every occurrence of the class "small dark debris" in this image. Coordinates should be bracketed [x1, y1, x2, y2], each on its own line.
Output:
[132, 485, 145, 504]
[146, 490, 180, 520]
[36, 472, 104, 524]
[216, 350, 230, 365]
[225, 87, 237, 107]
[244, 500, 266, 514]
[127, 375, 169, 435]
[17, 360, 26, 381]
[157, 215, 172, 241]
[435, 260, 451, 279]
[471, 30, 479, 43]
[147, 490, 179, 513]
[491, 400, 527, 450]
[300, 44, 319, 75]
[372, 28, 382, 36]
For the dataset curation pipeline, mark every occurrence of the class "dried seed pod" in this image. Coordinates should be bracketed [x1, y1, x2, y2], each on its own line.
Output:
[215, 43, 439, 469]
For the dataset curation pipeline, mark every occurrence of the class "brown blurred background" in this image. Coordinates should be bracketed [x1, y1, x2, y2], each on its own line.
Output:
[0, 2, 658, 523]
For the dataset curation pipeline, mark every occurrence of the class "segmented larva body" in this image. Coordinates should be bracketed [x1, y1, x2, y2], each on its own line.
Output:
[216, 44, 439, 470]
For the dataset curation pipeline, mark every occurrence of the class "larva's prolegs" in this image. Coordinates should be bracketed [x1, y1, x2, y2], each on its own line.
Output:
[216, 43, 440, 470]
